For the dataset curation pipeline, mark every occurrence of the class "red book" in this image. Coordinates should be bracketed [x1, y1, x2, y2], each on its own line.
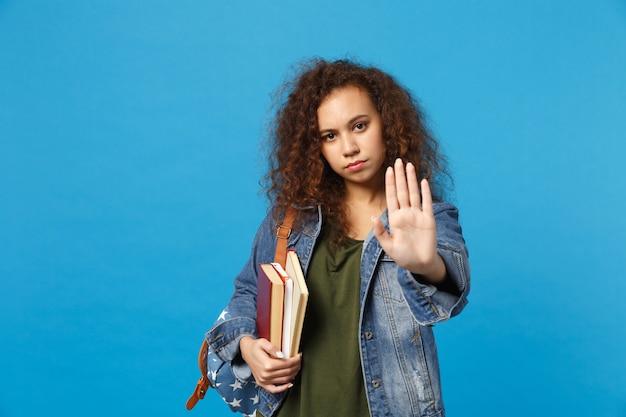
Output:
[256, 263, 285, 348]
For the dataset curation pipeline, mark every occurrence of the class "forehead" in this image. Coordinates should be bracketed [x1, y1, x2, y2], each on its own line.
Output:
[317, 86, 377, 119]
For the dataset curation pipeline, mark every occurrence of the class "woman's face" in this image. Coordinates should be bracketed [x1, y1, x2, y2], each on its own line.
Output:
[317, 85, 386, 191]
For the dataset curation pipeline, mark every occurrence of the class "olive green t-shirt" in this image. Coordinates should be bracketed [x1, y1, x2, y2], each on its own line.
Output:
[268, 224, 370, 416]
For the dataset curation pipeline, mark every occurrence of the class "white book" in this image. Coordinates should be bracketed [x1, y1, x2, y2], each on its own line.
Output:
[271, 262, 293, 358]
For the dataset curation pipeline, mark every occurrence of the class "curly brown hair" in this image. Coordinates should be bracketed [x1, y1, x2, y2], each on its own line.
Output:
[263, 58, 452, 235]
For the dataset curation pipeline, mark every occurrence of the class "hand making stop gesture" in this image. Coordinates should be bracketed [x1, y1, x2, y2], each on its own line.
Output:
[372, 159, 447, 283]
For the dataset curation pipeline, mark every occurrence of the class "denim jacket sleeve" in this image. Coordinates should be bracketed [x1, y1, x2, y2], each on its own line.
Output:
[205, 211, 279, 381]
[400, 202, 470, 325]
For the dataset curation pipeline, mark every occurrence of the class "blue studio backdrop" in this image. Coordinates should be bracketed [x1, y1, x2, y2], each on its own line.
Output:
[1, 1, 625, 416]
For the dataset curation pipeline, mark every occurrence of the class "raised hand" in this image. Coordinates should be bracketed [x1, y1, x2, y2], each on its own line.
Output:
[372, 159, 447, 283]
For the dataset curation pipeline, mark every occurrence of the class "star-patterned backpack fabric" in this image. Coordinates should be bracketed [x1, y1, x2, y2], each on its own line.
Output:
[206, 310, 261, 416]
[186, 323, 260, 416]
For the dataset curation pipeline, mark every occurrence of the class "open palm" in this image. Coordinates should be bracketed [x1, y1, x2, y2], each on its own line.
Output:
[372, 159, 444, 281]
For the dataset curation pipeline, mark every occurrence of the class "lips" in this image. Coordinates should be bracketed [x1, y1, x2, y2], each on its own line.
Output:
[346, 160, 366, 171]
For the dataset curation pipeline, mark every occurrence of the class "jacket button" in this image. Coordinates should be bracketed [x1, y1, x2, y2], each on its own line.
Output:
[371, 380, 381, 388]
[365, 332, 373, 340]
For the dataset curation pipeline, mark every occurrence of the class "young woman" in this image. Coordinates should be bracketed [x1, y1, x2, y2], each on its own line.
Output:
[207, 59, 470, 417]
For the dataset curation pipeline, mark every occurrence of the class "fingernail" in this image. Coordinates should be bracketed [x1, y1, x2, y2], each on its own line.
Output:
[276, 351, 284, 359]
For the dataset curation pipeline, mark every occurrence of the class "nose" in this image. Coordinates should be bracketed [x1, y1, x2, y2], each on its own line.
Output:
[342, 134, 359, 157]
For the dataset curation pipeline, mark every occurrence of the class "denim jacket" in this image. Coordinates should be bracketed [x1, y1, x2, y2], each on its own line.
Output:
[207, 202, 470, 417]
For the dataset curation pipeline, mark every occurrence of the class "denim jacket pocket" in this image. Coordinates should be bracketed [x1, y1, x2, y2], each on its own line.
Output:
[371, 254, 406, 303]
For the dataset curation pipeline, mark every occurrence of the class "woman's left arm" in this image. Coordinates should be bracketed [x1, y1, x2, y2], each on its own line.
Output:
[373, 159, 470, 320]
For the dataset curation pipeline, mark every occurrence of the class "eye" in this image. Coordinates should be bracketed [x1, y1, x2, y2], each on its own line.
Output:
[322, 133, 336, 142]
[354, 122, 367, 131]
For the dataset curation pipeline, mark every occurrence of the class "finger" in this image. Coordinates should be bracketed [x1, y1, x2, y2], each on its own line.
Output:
[393, 158, 410, 207]
[384, 165, 399, 212]
[372, 216, 392, 252]
[257, 357, 300, 391]
[420, 179, 433, 214]
[267, 356, 302, 376]
[406, 162, 421, 208]
[253, 361, 298, 389]
[263, 367, 297, 382]
[261, 381, 293, 394]
[259, 338, 284, 359]
[371, 215, 387, 238]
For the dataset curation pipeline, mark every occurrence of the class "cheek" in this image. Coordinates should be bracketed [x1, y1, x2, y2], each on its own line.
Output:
[319, 146, 329, 163]
[320, 144, 336, 164]
[379, 132, 387, 159]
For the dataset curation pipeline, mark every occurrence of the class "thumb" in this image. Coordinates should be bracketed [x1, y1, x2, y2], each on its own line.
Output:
[258, 338, 285, 359]
[372, 216, 390, 247]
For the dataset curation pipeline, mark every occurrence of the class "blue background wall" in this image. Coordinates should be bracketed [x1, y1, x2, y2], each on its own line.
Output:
[1, 1, 625, 416]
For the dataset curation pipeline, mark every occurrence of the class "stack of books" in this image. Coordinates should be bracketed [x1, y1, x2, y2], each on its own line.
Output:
[256, 250, 309, 358]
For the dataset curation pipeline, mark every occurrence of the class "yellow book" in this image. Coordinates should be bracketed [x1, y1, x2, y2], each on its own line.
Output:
[284, 250, 309, 358]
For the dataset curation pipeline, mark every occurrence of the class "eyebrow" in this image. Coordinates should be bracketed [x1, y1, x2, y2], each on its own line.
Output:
[319, 114, 369, 134]
[348, 114, 369, 125]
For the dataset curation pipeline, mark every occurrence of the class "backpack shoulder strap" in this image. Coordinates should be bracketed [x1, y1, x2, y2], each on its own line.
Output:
[185, 339, 210, 410]
[273, 206, 296, 269]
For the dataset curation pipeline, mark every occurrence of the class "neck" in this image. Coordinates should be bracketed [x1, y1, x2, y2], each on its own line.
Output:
[344, 181, 386, 210]
[341, 182, 386, 240]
